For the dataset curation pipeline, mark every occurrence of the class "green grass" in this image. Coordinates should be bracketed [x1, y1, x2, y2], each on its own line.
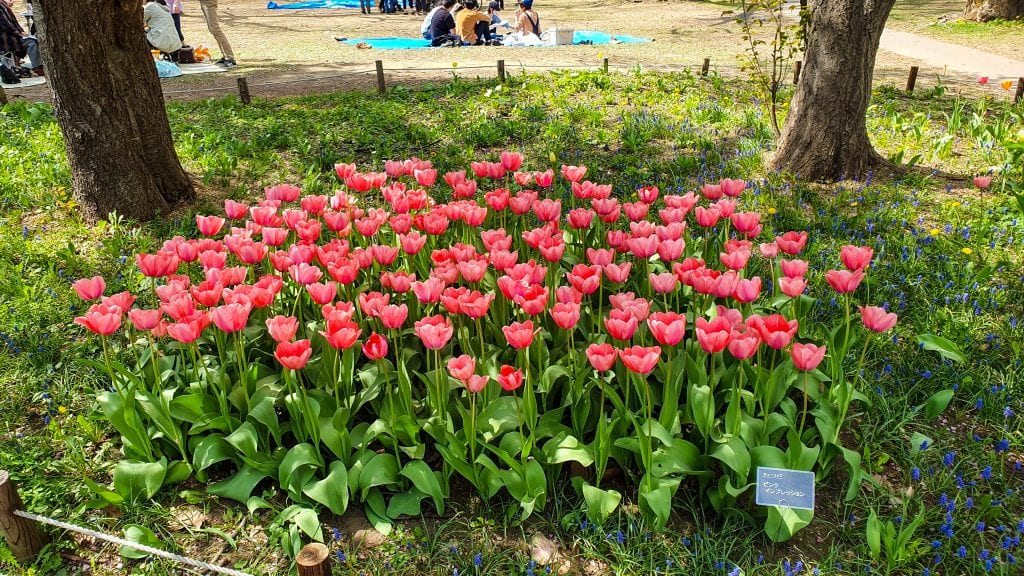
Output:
[1, 71, 1023, 575]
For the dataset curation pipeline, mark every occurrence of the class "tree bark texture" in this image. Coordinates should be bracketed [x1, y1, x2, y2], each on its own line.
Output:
[963, 0, 1024, 21]
[34, 0, 194, 223]
[770, 0, 896, 180]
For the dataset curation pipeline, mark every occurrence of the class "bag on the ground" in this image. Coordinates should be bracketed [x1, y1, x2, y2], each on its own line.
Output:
[177, 45, 196, 64]
[0, 62, 20, 84]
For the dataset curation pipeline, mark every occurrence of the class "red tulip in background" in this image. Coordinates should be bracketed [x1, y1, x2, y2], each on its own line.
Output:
[447, 354, 476, 381]
[791, 343, 827, 371]
[585, 343, 617, 371]
[212, 302, 252, 333]
[727, 328, 761, 360]
[503, 320, 539, 349]
[973, 176, 992, 189]
[464, 374, 488, 393]
[414, 315, 454, 350]
[550, 302, 581, 330]
[696, 317, 732, 353]
[266, 315, 299, 343]
[275, 340, 312, 370]
[776, 231, 808, 255]
[196, 215, 226, 236]
[825, 269, 865, 294]
[619, 345, 661, 374]
[752, 314, 799, 350]
[74, 304, 123, 336]
[647, 312, 686, 346]
[497, 365, 524, 391]
[779, 276, 807, 298]
[605, 309, 640, 341]
[840, 245, 873, 271]
[362, 332, 389, 360]
[72, 276, 106, 300]
[321, 318, 361, 350]
[128, 308, 163, 331]
[561, 165, 587, 183]
[860, 306, 898, 333]
[780, 259, 808, 278]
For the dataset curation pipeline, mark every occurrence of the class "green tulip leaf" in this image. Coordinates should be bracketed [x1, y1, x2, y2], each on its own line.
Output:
[302, 460, 350, 516]
[113, 458, 167, 501]
[764, 506, 813, 542]
[120, 524, 163, 559]
[400, 460, 445, 515]
[542, 433, 594, 467]
[580, 481, 621, 525]
[359, 453, 400, 499]
[923, 389, 954, 421]
[208, 463, 269, 504]
[916, 334, 964, 363]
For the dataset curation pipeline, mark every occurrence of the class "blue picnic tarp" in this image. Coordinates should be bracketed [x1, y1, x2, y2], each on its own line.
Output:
[337, 31, 650, 49]
[268, 0, 361, 8]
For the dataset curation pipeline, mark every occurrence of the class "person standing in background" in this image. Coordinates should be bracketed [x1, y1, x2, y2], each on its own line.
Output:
[168, 0, 184, 42]
[197, 0, 235, 67]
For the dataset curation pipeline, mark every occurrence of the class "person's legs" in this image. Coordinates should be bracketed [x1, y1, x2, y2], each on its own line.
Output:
[21, 36, 41, 70]
[474, 20, 490, 44]
[171, 13, 184, 41]
[199, 0, 235, 61]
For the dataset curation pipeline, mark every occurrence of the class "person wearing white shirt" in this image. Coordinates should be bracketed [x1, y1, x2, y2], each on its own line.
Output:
[143, 0, 183, 54]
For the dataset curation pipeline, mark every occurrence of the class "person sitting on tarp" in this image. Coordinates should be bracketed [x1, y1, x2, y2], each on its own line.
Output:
[144, 0, 183, 57]
[427, 0, 460, 47]
[513, 0, 539, 36]
[455, 0, 497, 45]
[421, 0, 440, 38]
[486, 1, 511, 40]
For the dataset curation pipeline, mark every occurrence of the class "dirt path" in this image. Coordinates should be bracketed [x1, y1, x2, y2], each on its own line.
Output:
[0, 0, 1009, 103]
[879, 28, 1024, 82]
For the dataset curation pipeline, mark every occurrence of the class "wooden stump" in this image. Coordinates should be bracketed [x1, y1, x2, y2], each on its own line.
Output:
[296, 542, 331, 576]
[0, 471, 49, 563]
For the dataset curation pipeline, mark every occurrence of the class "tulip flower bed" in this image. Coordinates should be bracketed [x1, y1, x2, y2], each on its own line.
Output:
[70, 154, 907, 545]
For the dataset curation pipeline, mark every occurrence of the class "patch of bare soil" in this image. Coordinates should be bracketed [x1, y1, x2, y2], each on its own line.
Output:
[2, 0, 978, 103]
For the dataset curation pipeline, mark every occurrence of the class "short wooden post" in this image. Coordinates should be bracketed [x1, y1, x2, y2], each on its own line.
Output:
[375, 60, 386, 95]
[1015, 77, 1024, 103]
[905, 66, 919, 92]
[0, 471, 50, 563]
[497, 59, 505, 81]
[792, 60, 802, 85]
[296, 542, 331, 576]
[236, 77, 251, 105]
[602, 57, 609, 74]
[0, 85, 8, 106]
[700, 58, 710, 77]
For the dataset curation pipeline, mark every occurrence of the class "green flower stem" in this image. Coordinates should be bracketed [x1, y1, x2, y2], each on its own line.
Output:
[234, 332, 251, 416]
[145, 333, 162, 394]
[513, 386, 527, 465]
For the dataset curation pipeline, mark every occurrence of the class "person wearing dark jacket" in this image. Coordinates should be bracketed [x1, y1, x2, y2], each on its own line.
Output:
[427, 0, 460, 47]
[0, 0, 41, 76]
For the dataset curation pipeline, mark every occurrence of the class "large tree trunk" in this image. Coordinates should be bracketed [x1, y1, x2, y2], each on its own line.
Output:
[963, 0, 1024, 21]
[770, 0, 896, 180]
[34, 0, 194, 223]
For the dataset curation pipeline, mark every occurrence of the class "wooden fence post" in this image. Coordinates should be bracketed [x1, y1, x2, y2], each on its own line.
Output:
[792, 60, 802, 85]
[497, 59, 505, 81]
[236, 77, 251, 105]
[1015, 77, 1024, 104]
[0, 85, 7, 106]
[700, 58, 710, 77]
[602, 57, 609, 74]
[906, 66, 919, 93]
[375, 60, 386, 95]
[0, 471, 49, 563]
[296, 542, 331, 576]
